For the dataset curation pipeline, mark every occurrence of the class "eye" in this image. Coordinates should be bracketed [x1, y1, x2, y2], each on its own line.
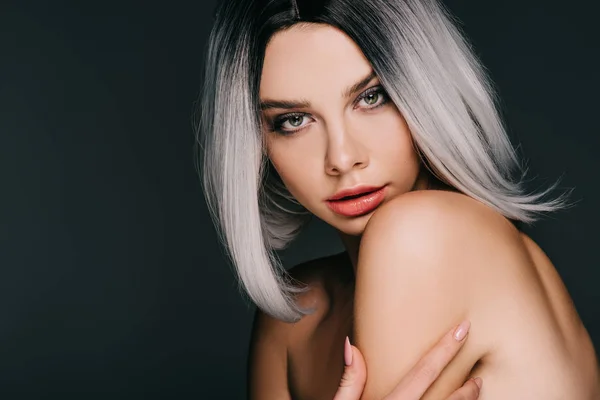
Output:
[269, 112, 311, 135]
[286, 115, 306, 128]
[363, 92, 380, 105]
[356, 86, 389, 109]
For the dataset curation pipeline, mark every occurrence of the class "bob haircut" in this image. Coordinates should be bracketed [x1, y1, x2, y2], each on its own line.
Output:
[196, 0, 571, 322]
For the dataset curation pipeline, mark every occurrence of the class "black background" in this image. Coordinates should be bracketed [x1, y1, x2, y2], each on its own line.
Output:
[1, 1, 598, 398]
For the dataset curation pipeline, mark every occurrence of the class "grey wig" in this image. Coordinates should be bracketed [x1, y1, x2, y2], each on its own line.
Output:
[196, 0, 571, 322]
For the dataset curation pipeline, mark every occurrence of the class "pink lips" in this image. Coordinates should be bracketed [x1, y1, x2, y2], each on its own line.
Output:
[326, 185, 386, 217]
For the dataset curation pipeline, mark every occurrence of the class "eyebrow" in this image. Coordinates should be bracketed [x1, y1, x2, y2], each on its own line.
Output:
[259, 70, 378, 111]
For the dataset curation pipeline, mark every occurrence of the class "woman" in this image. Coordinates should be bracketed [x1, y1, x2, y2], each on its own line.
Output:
[197, 0, 600, 398]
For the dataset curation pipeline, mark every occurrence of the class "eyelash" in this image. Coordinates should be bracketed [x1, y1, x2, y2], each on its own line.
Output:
[268, 86, 390, 136]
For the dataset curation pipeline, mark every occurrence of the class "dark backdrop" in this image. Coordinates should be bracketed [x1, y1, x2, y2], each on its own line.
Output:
[1, 1, 598, 398]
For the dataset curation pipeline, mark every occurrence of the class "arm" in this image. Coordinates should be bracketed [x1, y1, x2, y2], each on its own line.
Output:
[354, 191, 522, 399]
[247, 308, 292, 400]
[247, 304, 482, 400]
[340, 324, 483, 400]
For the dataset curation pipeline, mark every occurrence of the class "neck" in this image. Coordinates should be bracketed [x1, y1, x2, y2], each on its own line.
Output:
[339, 232, 361, 274]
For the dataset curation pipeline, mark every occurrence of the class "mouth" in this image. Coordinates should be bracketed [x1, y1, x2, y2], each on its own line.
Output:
[334, 190, 377, 200]
[327, 185, 384, 201]
[326, 185, 387, 217]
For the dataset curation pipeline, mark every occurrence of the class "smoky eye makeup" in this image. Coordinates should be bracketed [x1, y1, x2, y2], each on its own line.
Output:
[264, 84, 390, 135]
[266, 112, 307, 133]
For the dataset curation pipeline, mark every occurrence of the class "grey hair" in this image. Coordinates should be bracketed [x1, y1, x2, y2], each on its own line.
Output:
[195, 0, 573, 322]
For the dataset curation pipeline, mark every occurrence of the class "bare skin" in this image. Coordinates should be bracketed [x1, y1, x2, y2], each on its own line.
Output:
[351, 190, 599, 399]
[250, 208, 600, 400]
[249, 251, 482, 400]
[335, 319, 483, 400]
[251, 23, 600, 399]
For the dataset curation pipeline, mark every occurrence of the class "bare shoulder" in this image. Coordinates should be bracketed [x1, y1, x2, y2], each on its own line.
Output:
[251, 251, 351, 337]
[361, 189, 526, 264]
[289, 252, 353, 301]
[248, 253, 352, 399]
[355, 190, 599, 399]
[284, 251, 353, 336]
[357, 189, 536, 322]
[354, 190, 540, 398]
[367, 189, 520, 236]
[248, 252, 352, 399]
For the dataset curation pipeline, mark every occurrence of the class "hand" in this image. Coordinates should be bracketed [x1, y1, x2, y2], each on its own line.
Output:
[333, 320, 482, 400]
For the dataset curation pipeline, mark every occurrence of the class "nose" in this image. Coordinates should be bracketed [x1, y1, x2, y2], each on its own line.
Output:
[324, 121, 369, 176]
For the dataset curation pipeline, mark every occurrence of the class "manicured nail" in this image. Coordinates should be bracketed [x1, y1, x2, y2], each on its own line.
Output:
[344, 336, 353, 366]
[454, 320, 471, 341]
[473, 377, 482, 389]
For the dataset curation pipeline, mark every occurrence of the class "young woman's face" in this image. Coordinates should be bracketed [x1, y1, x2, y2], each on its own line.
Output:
[260, 24, 426, 236]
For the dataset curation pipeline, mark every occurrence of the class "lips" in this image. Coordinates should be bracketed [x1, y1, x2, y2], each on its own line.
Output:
[327, 185, 383, 201]
[326, 185, 387, 217]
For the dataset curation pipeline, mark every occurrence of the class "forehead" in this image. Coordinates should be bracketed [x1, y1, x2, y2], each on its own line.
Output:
[259, 24, 373, 100]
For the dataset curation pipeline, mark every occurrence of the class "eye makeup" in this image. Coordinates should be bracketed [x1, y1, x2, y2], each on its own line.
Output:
[264, 85, 390, 136]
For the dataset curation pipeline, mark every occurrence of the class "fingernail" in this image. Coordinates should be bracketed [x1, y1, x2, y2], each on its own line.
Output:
[473, 377, 482, 389]
[453, 320, 471, 341]
[344, 336, 353, 366]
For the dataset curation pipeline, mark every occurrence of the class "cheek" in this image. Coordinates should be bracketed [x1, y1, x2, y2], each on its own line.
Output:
[266, 139, 320, 203]
[382, 131, 417, 167]
[368, 112, 418, 166]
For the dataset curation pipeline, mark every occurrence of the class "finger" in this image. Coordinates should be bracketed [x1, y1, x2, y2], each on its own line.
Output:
[445, 377, 482, 400]
[385, 320, 471, 399]
[333, 337, 367, 400]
